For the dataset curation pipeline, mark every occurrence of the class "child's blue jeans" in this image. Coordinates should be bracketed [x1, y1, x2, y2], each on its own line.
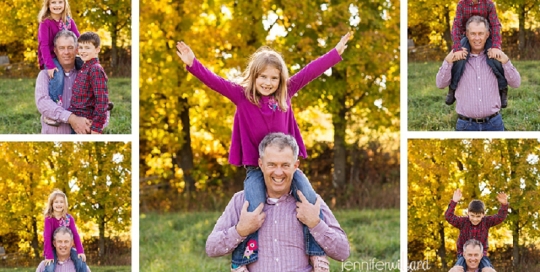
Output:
[454, 254, 493, 270]
[44, 248, 86, 272]
[450, 36, 507, 91]
[45, 58, 64, 103]
[231, 167, 325, 267]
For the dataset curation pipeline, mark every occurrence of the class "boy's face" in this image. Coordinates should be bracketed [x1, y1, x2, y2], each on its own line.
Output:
[79, 42, 100, 62]
[468, 212, 485, 225]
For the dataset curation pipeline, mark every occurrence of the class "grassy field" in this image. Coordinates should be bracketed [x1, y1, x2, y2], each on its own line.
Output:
[140, 209, 399, 272]
[0, 77, 131, 134]
[408, 60, 540, 131]
[0, 267, 130, 272]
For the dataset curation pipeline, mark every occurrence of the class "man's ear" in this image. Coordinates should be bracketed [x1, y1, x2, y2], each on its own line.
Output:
[294, 160, 300, 169]
[258, 158, 263, 168]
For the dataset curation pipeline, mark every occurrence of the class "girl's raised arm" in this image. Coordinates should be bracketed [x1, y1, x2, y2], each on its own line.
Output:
[335, 32, 351, 55]
[176, 41, 195, 67]
[68, 216, 86, 262]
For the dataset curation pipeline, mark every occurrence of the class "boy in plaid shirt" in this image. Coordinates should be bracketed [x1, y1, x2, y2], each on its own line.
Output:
[445, 0, 509, 108]
[445, 189, 508, 270]
[68, 31, 109, 134]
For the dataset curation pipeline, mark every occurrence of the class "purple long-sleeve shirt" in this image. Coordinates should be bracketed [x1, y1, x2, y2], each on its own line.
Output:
[206, 191, 350, 271]
[186, 49, 342, 166]
[38, 18, 80, 70]
[35, 69, 77, 134]
[43, 215, 85, 260]
[436, 52, 521, 118]
[445, 200, 508, 256]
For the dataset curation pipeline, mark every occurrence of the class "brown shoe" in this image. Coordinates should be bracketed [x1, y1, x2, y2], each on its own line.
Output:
[445, 88, 456, 105]
[107, 102, 114, 111]
[43, 116, 60, 127]
[310, 255, 330, 272]
[500, 88, 508, 108]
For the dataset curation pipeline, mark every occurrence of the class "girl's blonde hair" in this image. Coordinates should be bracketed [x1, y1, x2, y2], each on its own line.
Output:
[43, 189, 69, 218]
[37, 0, 73, 23]
[239, 47, 290, 112]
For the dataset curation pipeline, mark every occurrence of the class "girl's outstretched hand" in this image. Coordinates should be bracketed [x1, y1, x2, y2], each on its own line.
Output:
[176, 41, 195, 67]
[335, 32, 351, 55]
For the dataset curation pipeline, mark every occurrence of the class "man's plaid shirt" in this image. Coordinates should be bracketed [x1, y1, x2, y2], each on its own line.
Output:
[445, 200, 508, 256]
[452, 0, 502, 51]
[68, 58, 109, 133]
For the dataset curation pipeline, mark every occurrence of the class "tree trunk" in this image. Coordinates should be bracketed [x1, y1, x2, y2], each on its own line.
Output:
[31, 216, 41, 259]
[99, 214, 106, 260]
[176, 96, 196, 194]
[512, 209, 519, 268]
[518, 4, 525, 52]
[444, 6, 453, 52]
[332, 97, 347, 190]
[111, 27, 118, 68]
[438, 222, 448, 270]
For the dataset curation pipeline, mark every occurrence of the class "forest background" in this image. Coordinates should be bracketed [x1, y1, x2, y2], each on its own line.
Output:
[408, 139, 540, 271]
[0, 142, 132, 269]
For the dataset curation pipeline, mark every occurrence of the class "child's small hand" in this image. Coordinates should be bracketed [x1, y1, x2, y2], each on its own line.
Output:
[47, 68, 58, 79]
[497, 192, 508, 205]
[78, 253, 86, 262]
[45, 258, 54, 265]
[452, 189, 462, 203]
[176, 41, 195, 67]
[487, 48, 502, 59]
[491, 50, 509, 64]
[335, 32, 351, 55]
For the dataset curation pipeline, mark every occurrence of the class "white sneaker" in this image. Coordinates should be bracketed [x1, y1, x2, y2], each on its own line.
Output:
[310, 255, 330, 272]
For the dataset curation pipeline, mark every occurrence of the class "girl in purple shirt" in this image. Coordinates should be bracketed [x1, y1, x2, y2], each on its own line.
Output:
[176, 32, 350, 271]
[37, 0, 80, 126]
[43, 189, 86, 272]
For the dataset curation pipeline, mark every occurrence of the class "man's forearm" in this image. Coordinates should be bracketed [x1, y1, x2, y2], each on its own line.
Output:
[309, 204, 350, 261]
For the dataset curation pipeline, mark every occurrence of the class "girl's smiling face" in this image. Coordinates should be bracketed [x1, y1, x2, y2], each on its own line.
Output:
[53, 196, 66, 213]
[255, 65, 280, 96]
[49, 0, 65, 17]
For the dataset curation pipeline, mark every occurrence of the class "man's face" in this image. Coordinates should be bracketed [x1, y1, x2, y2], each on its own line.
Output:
[52, 232, 73, 259]
[466, 22, 490, 54]
[53, 36, 77, 70]
[467, 212, 484, 226]
[258, 145, 299, 199]
[463, 244, 482, 269]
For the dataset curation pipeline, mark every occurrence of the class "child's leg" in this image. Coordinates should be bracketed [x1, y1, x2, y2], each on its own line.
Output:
[483, 36, 508, 107]
[230, 167, 265, 267]
[291, 170, 325, 256]
[449, 37, 470, 93]
[70, 248, 86, 272]
[44, 250, 57, 272]
[453, 255, 466, 268]
[48, 58, 65, 103]
[478, 256, 493, 269]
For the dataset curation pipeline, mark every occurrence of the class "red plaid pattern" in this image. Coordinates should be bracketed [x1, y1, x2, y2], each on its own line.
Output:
[68, 58, 109, 133]
[452, 0, 502, 51]
[445, 200, 508, 256]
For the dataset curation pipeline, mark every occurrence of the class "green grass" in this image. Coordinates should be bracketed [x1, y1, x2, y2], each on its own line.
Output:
[0, 267, 130, 272]
[0, 77, 131, 134]
[408, 60, 540, 131]
[140, 209, 399, 272]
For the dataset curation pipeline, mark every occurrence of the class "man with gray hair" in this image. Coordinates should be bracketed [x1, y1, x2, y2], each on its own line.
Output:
[35, 30, 92, 134]
[206, 132, 350, 271]
[36, 227, 91, 272]
[436, 15, 521, 131]
[448, 239, 496, 272]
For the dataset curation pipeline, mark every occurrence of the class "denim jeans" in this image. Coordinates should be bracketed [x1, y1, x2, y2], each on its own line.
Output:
[455, 254, 493, 269]
[456, 113, 504, 131]
[231, 167, 325, 267]
[44, 248, 86, 272]
[450, 36, 507, 91]
[46, 58, 64, 103]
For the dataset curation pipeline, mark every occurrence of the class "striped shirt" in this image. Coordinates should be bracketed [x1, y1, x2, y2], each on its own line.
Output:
[436, 52, 521, 118]
[206, 191, 350, 271]
[35, 69, 78, 134]
[452, 0, 502, 51]
[445, 200, 508, 256]
[36, 259, 90, 272]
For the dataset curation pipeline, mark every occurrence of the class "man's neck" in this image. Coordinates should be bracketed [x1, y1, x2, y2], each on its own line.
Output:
[62, 65, 76, 73]
[57, 255, 70, 262]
